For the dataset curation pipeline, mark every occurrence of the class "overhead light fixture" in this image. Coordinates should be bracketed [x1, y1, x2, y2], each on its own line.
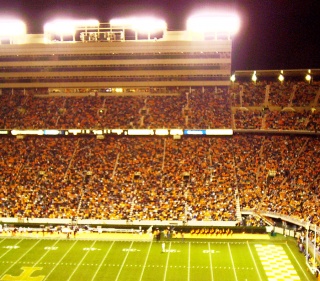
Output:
[252, 71, 257, 83]
[278, 73, 284, 82]
[0, 19, 26, 36]
[186, 12, 240, 34]
[44, 19, 99, 35]
[230, 74, 236, 82]
[305, 74, 312, 83]
[110, 17, 167, 33]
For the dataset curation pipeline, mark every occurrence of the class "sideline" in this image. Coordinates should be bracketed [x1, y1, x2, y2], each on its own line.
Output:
[0, 230, 271, 241]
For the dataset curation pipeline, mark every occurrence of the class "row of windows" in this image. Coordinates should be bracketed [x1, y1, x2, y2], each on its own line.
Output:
[0, 64, 231, 73]
[0, 75, 230, 83]
[1, 86, 229, 94]
[0, 52, 231, 62]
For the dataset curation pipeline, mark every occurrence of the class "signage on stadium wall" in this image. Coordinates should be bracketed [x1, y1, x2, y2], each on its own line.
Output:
[11, 129, 44, 135]
[155, 129, 169, 135]
[184, 129, 233, 135]
[127, 129, 154, 135]
[206, 129, 233, 135]
[43, 130, 60, 135]
[170, 129, 183, 135]
[8, 128, 233, 137]
[184, 129, 206, 135]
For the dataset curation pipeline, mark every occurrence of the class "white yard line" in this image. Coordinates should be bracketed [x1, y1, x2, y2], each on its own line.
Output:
[285, 242, 312, 281]
[139, 241, 153, 281]
[188, 242, 191, 281]
[163, 242, 172, 281]
[208, 242, 214, 281]
[228, 243, 238, 281]
[67, 240, 97, 281]
[115, 241, 134, 281]
[43, 240, 78, 281]
[33, 239, 61, 266]
[0, 239, 40, 279]
[246, 241, 262, 281]
[0, 238, 23, 259]
[91, 241, 115, 281]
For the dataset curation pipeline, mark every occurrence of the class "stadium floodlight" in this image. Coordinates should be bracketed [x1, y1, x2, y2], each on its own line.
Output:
[278, 73, 284, 82]
[305, 69, 312, 83]
[230, 74, 236, 82]
[305, 74, 312, 83]
[0, 19, 26, 36]
[44, 19, 99, 35]
[252, 71, 257, 83]
[186, 12, 240, 34]
[110, 17, 167, 33]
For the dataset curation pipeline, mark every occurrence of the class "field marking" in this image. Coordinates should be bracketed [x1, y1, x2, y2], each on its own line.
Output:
[188, 242, 191, 281]
[91, 241, 114, 281]
[84, 247, 100, 251]
[163, 242, 172, 281]
[43, 240, 78, 281]
[0, 239, 40, 279]
[255, 244, 300, 281]
[115, 241, 133, 281]
[1, 266, 44, 280]
[44, 246, 58, 250]
[34, 239, 61, 267]
[2, 245, 20, 249]
[228, 243, 238, 281]
[0, 239, 23, 259]
[139, 241, 153, 281]
[246, 241, 262, 281]
[67, 240, 96, 281]
[285, 242, 312, 281]
[208, 243, 214, 281]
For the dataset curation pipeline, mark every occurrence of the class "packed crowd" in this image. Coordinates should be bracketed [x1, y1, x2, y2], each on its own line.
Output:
[232, 81, 319, 131]
[0, 81, 319, 228]
[232, 81, 319, 108]
[0, 81, 319, 131]
[187, 88, 232, 128]
[0, 134, 319, 228]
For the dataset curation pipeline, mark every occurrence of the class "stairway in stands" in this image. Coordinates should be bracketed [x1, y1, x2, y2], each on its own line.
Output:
[313, 89, 320, 105]
[235, 193, 242, 222]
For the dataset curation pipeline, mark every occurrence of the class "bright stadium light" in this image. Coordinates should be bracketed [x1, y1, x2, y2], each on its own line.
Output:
[44, 20, 76, 35]
[0, 19, 26, 36]
[110, 17, 167, 33]
[278, 73, 284, 82]
[252, 71, 257, 83]
[305, 74, 312, 83]
[230, 73, 236, 82]
[186, 12, 240, 34]
[44, 19, 99, 35]
[305, 69, 312, 83]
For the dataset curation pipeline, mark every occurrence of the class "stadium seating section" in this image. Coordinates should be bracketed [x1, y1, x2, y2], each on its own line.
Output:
[0, 81, 319, 229]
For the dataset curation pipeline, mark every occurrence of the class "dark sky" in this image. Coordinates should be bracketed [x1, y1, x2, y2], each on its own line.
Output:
[1, 0, 320, 71]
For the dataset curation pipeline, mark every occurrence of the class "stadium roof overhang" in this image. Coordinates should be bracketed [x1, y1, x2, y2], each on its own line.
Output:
[233, 69, 320, 82]
[234, 69, 320, 77]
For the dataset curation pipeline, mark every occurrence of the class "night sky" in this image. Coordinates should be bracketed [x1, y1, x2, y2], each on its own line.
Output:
[1, 0, 320, 71]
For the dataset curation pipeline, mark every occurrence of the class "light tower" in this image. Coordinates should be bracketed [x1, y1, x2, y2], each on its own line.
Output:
[110, 17, 167, 41]
[0, 19, 26, 44]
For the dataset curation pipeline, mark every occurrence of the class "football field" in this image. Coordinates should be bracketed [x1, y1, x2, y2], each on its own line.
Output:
[0, 236, 316, 281]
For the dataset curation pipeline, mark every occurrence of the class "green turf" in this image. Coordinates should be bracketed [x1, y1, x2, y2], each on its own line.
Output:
[0, 236, 316, 281]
